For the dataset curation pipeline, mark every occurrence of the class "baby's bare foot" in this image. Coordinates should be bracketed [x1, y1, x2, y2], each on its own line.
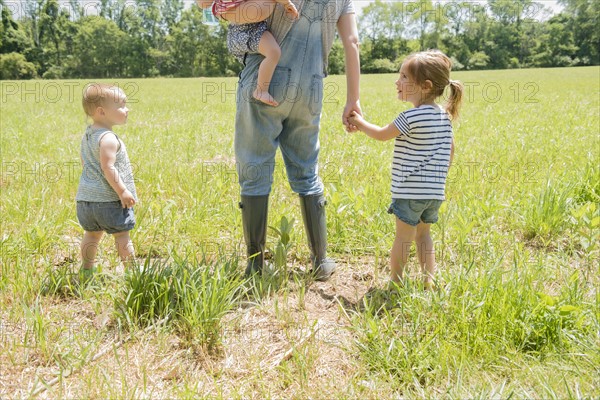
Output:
[277, 0, 298, 19]
[253, 88, 278, 106]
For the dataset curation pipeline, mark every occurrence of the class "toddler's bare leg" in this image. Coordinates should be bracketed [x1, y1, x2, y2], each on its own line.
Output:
[81, 231, 103, 270]
[415, 222, 436, 289]
[390, 218, 416, 283]
[113, 231, 135, 269]
[254, 30, 281, 106]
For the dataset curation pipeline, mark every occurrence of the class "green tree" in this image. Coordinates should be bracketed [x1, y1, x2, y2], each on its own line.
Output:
[326, 40, 345, 75]
[161, 0, 184, 33]
[530, 14, 578, 67]
[468, 51, 490, 69]
[201, 21, 239, 77]
[162, 7, 207, 76]
[163, 7, 238, 77]
[39, 0, 77, 70]
[487, 0, 539, 67]
[406, 0, 438, 51]
[558, 0, 599, 64]
[358, 0, 408, 70]
[460, 4, 491, 67]
[70, 16, 126, 77]
[1, 1, 34, 55]
[0, 52, 37, 79]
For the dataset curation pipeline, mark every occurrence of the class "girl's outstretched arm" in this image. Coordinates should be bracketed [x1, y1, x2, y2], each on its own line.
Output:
[348, 112, 400, 141]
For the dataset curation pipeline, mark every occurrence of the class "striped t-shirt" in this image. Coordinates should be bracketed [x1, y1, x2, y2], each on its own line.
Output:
[391, 105, 453, 200]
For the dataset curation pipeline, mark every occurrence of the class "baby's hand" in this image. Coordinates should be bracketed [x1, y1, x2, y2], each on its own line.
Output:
[119, 189, 136, 209]
[278, 0, 299, 19]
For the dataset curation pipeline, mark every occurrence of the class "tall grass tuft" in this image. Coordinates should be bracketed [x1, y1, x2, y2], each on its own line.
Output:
[41, 264, 80, 298]
[114, 254, 244, 351]
[172, 255, 245, 351]
[520, 179, 575, 242]
[573, 160, 600, 204]
[115, 258, 176, 328]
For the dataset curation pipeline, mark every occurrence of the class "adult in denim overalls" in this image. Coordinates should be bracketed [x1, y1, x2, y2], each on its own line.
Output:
[236, 0, 361, 280]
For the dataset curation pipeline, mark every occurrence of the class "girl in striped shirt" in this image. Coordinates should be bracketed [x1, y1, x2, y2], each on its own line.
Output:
[349, 50, 464, 289]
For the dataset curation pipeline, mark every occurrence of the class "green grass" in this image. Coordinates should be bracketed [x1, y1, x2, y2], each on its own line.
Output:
[1, 67, 599, 397]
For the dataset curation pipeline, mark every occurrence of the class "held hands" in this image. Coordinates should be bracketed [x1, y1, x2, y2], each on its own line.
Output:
[347, 110, 365, 132]
[119, 189, 136, 209]
[343, 100, 362, 132]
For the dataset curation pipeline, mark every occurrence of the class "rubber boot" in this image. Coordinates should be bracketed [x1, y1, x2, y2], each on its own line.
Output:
[299, 193, 336, 281]
[239, 195, 269, 277]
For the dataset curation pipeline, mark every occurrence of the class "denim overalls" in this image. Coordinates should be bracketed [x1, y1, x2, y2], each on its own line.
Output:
[235, 0, 328, 197]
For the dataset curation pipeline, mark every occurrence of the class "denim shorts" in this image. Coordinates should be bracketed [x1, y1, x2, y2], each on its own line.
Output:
[387, 199, 443, 226]
[76, 201, 135, 234]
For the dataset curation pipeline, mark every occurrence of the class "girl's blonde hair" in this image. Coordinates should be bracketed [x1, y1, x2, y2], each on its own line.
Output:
[403, 50, 464, 120]
[82, 83, 125, 117]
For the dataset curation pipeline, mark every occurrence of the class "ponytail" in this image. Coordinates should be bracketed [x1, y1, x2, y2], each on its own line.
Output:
[446, 79, 464, 121]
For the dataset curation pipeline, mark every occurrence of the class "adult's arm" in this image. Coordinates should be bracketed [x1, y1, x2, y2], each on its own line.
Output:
[337, 12, 361, 132]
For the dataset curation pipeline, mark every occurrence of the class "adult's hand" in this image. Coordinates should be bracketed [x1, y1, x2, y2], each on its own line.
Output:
[342, 100, 362, 132]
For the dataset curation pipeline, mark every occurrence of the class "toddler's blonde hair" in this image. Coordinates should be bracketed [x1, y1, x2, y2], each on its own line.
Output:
[82, 83, 126, 117]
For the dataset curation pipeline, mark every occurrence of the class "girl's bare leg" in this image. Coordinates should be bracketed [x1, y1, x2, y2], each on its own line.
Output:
[113, 231, 135, 269]
[390, 218, 416, 283]
[415, 222, 436, 289]
[81, 231, 103, 270]
[254, 30, 281, 106]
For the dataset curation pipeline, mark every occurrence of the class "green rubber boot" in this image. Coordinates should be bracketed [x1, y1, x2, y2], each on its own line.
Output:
[240, 195, 269, 277]
[299, 193, 336, 281]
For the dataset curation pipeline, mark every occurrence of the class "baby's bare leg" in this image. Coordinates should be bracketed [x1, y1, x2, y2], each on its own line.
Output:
[254, 30, 281, 106]
[113, 231, 135, 268]
[81, 230, 103, 270]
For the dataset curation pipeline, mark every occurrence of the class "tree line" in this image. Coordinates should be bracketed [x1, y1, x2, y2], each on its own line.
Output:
[0, 0, 598, 79]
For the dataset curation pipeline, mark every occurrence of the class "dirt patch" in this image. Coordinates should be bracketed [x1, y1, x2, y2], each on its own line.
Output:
[1, 256, 388, 398]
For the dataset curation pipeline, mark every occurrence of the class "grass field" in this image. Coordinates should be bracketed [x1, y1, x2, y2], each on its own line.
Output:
[1, 66, 599, 398]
